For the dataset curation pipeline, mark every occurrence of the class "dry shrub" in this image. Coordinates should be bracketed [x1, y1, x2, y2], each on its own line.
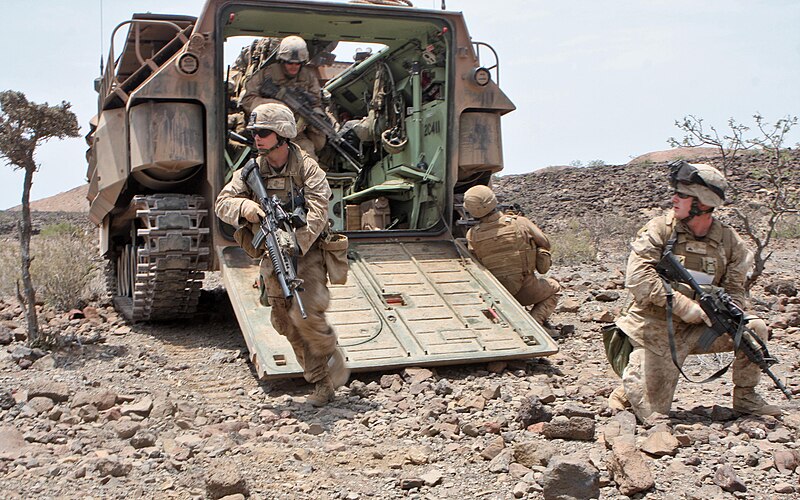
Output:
[0, 239, 19, 298]
[773, 213, 800, 239]
[551, 220, 597, 265]
[0, 226, 100, 310]
[550, 215, 644, 265]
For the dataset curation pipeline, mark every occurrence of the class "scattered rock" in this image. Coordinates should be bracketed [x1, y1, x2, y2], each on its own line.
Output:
[514, 441, 555, 467]
[112, 420, 140, 440]
[26, 396, 55, 414]
[27, 381, 69, 402]
[130, 431, 157, 449]
[71, 389, 117, 410]
[541, 456, 600, 500]
[557, 298, 581, 313]
[606, 435, 654, 496]
[420, 470, 443, 487]
[0, 326, 13, 345]
[773, 450, 798, 474]
[405, 446, 432, 465]
[488, 448, 514, 473]
[205, 463, 249, 499]
[527, 384, 556, 404]
[541, 416, 595, 441]
[713, 464, 747, 493]
[517, 395, 553, 426]
[0, 426, 28, 459]
[640, 431, 680, 457]
[765, 279, 797, 297]
[120, 396, 153, 417]
[480, 436, 505, 460]
[403, 367, 434, 384]
[399, 477, 424, 490]
[594, 291, 620, 302]
[94, 457, 132, 478]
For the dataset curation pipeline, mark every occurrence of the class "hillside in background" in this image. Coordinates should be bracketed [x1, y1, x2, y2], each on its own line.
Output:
[494, 148, 800, 234]
[7, 184, 88, 213]
[3, 147, 799, 242]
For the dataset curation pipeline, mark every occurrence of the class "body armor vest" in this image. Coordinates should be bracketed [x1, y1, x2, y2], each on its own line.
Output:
[257, 144, 305, 206]
[668, 220, 730, 299]
[470, 214, 536, 295]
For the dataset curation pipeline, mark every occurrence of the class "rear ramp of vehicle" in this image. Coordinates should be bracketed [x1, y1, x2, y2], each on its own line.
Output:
[220, 240, 558, 380]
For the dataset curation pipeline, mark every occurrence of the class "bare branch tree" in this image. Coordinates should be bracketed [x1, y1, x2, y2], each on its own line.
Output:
[669, 113, 799, 291]
[667, 115, 751, 175]
[0, 90, 80, 348]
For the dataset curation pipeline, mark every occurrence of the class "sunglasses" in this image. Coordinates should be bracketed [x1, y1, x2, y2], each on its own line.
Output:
[253, 129, 275, 138]
[673, 190, 692, 199]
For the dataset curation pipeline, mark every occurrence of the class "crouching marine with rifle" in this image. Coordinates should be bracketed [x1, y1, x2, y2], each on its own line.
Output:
[215, 103, 350, 406]
[604, 161, 787, 422]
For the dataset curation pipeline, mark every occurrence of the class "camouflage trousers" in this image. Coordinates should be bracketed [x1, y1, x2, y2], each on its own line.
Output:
[259, 241, 337, 384]
[622, 316, 768, 420]
[514, 275, 561, 325]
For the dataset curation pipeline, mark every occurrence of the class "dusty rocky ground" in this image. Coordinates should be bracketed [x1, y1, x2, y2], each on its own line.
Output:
[1, 154, 799, 499]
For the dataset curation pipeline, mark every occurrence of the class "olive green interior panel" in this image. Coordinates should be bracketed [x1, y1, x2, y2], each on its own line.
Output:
[223, 4, 451, 232]
[219, 241, 557, 380]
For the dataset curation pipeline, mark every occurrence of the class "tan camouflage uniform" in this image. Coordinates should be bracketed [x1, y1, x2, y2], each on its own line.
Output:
[615, 210, 769, 419]
[466, 211, 560, 324]
[215, 143, 337, 384]
[239, 63, 325, 160]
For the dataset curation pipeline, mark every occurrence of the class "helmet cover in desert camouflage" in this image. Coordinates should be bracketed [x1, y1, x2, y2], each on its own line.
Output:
[670, 161, 727, 207]
[463, 185, 498, 218]
[247, 102, 297, 139]
[277, 35, 309, 63]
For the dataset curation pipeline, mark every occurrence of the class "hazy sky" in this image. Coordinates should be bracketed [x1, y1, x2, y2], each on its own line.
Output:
[1, 0, 799, 209]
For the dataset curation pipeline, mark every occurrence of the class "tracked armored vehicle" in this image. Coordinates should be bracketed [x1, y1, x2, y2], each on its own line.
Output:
[86, 0, 557, 379]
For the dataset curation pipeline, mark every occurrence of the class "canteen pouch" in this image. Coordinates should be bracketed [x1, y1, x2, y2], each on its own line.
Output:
[234, 226, 262, 259]
[602, 324, 632, 378]
[320, 233, 349, 285]
[536, 248, 552, 274]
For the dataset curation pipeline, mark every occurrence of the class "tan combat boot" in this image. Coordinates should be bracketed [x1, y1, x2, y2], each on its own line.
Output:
[733, 387, 782, 417]
[608, 386, 631, 411]
[307, 376, 335, 407]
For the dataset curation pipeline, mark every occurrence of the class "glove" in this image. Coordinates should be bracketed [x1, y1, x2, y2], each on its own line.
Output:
[240, 200, 265, 224]
[276, 228, 297, 256]
[672, 293, 712, 326]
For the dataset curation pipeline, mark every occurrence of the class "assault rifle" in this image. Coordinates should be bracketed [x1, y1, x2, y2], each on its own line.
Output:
[656, 249, 791, 399]
[455, 202, 524, 227]
[259, 78, 363, 172]
[241, 161, 307, 319]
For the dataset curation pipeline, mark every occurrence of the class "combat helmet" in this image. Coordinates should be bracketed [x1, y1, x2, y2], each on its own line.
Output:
[463, 185, 498, 218]
[247, 102, 297, 139]
[277, 35, 309, 63]
[669, 160, 726, 207]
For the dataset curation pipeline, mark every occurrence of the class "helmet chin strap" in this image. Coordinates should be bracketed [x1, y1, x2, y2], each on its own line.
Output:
[682, 199, 714, 223]
[257, 136, 287, 155]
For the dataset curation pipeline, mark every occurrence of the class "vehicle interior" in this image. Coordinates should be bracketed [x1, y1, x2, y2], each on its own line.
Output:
[221, 4, 452, 234]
